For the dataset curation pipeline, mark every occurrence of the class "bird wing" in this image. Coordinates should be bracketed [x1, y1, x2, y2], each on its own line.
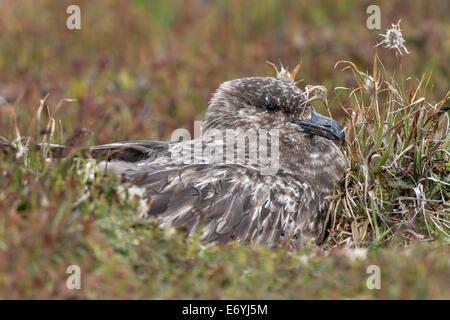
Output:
[0, 137, 171, 162]
[89, 140, 170, 162]
[119, 163, 322, 246]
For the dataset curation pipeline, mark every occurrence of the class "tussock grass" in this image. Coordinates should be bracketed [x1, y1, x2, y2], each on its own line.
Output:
[328, 53, 449, 248]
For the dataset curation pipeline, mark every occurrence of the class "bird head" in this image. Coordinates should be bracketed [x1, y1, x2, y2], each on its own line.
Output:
[203, 77, 345, 145]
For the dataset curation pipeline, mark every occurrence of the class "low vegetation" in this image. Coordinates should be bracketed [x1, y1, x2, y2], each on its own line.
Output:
[0, 0, 448, 299]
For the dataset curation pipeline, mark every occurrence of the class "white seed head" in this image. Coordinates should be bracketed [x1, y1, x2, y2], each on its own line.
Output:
[267, 61, 302, 84]
[376, 20, 409, 56]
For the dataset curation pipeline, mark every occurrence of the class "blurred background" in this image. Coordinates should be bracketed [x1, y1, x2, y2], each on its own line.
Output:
[0, 0, 448, 144]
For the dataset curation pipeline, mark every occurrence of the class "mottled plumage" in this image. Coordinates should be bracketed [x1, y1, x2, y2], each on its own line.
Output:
[88, 76, 346, 247]
[1, 77, 346, 248]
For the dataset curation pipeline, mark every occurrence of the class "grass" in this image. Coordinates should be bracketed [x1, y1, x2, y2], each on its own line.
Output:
[0, 0, 449, 299]
[330, 53, 449, 248]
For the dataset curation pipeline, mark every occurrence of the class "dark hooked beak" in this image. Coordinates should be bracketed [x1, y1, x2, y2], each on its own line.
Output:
[293, 110, 345, 144]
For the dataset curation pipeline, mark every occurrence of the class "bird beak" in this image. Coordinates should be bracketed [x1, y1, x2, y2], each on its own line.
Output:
[293, 110, 345, 144]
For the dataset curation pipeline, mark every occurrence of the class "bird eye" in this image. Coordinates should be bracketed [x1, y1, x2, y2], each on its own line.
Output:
[265, 104, 278, 113]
